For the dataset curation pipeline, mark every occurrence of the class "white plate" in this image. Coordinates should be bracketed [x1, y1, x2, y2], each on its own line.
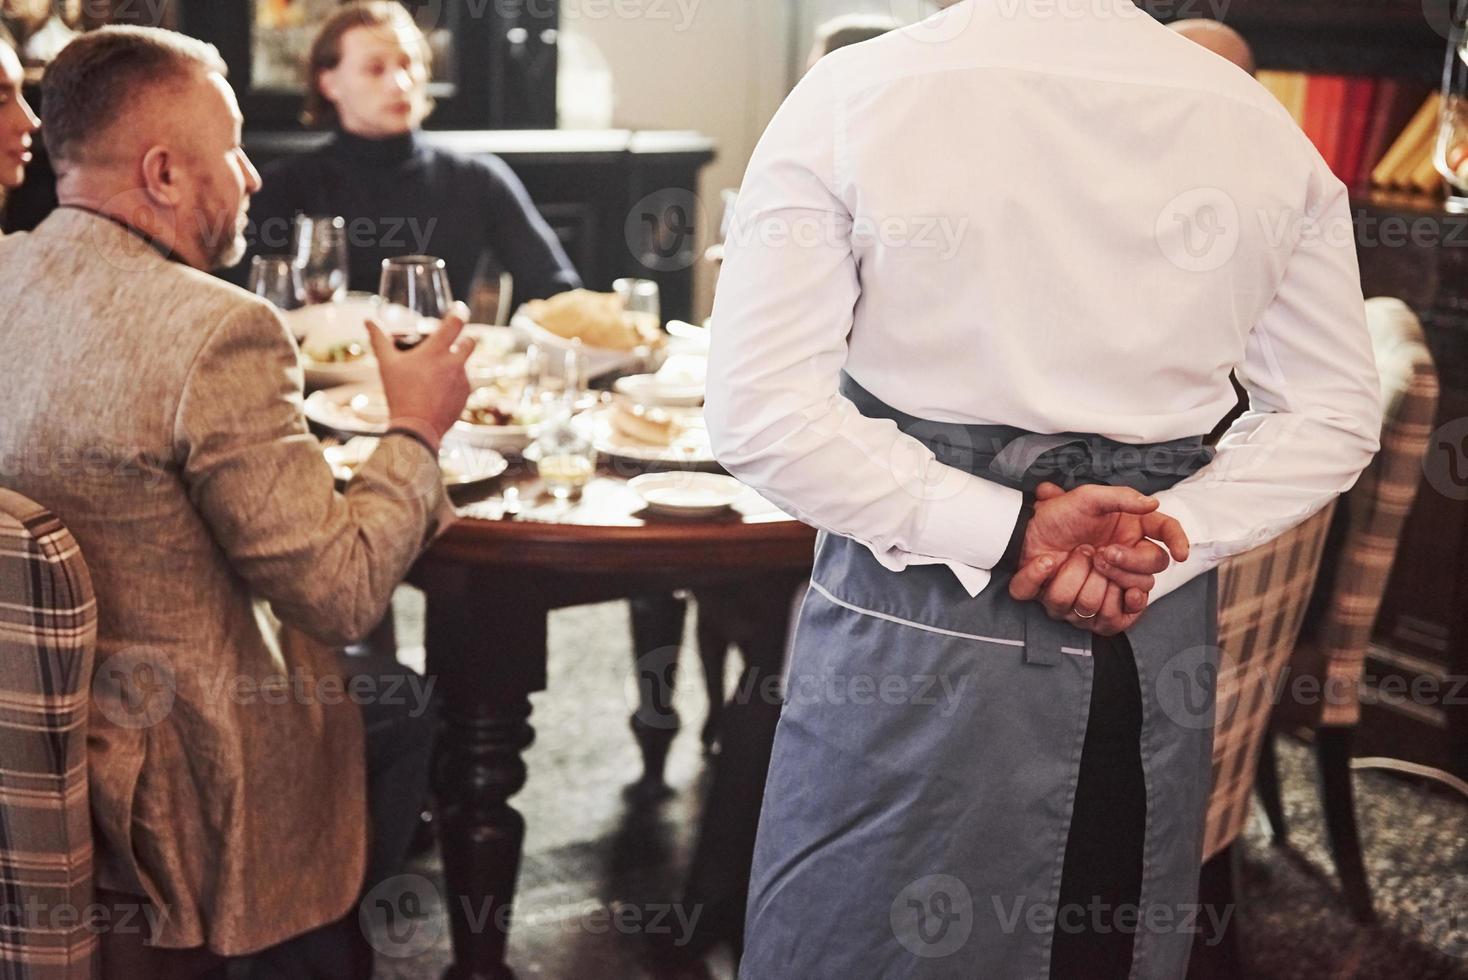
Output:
[510, 311, 651, 379]
[301, 357, 378, 390]
[323, 437, 508, 489]
[289, 296, 380, 389]
[613, 373, 705, 407]
[445, 418, 534, 453]
[586, 405, 716, 468]
[296, 314, 519, 390]
[305, 382, 535, 452]
[304, 383, 392, 436]
[628, 472, 743, 517]
[465, 324, 517, 358]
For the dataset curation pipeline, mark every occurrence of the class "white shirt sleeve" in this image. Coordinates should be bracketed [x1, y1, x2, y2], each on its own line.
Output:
[1150, 168, 1382, 601]
[705, 63, 1023, 589]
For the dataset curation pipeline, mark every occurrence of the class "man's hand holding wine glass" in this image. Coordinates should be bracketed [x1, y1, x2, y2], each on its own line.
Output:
[365, 300, 476, 454]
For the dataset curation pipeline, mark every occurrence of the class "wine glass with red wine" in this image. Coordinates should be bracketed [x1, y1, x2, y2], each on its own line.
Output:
[378, 256, 453, 350]
[293, 215, 350, 304]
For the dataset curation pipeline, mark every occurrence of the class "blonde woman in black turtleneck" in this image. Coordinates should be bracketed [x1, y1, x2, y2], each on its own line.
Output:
[241, 1, 580, 303]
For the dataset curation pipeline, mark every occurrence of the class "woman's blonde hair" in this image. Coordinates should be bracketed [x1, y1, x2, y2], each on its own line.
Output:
[301, 1, 433, 129]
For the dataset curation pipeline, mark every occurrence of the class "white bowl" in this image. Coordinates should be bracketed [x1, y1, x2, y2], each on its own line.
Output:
[287, 295, 380, 350]
[510, 311, 651, 379]
[613, 374, 705, 407]
[289, 297, 382, 388]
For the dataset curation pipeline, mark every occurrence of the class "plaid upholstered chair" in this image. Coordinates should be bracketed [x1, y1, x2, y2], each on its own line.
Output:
[1202, 500, 1339, 864]
[1254, 296, 1440, 923]
[1189, 500, 1338, 978]
[0, 488, 98, 979]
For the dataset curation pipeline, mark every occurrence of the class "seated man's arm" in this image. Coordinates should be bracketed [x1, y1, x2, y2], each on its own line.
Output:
[175, 300, 456, 646]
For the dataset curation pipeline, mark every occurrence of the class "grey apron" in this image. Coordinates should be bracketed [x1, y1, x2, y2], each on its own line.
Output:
[740, 375, 1220, 980]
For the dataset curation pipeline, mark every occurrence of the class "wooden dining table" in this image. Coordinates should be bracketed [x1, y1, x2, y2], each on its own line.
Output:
[406, 456, 816, 979]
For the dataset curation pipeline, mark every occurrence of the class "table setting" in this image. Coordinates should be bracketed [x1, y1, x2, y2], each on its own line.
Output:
[259, 236, 751, 525]
[247, 225, 814, 980]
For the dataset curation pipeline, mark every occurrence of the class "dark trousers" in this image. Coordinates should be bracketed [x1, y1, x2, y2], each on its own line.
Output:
[246, 661, 439, 980]
[1048, 634, 1147, 980]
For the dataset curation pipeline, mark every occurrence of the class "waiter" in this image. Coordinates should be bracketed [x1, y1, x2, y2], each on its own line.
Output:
[704, 1, 1381, 978]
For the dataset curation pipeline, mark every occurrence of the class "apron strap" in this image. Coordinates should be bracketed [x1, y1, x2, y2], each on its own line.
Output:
[1024, 602, 1091, 665]
[989, 434, 1090, 485]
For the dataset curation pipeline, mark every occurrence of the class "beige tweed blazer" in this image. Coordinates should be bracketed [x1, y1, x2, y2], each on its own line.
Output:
[0, 207, 455, 956]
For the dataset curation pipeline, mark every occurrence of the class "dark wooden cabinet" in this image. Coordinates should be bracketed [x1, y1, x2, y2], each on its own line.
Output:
[243, 129, 716, 322]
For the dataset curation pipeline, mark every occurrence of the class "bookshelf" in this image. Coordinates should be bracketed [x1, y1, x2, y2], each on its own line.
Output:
[1147, 0, 1468, 783]
[1142, 0, 1442, 83]
[1149, 0, 1444, 195]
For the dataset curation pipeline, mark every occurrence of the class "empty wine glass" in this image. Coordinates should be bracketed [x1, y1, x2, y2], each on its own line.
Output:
[614, 277, 662, 334]
[378, 255, 453, 350]
[523, 342, 588, 409]
[248, 255, 304, 311]
[615, 277, 662, 374]
[294, 215, 350, 304]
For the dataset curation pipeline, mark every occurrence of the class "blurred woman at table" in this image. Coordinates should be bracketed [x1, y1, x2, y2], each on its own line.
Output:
[0, 31, 41, 226]
[239, 0, 580, 305]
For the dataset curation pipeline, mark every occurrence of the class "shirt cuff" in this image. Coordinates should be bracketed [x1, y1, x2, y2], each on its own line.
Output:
[1145, 491, 1210, 602]
[996, 495, 1036, 573]
[915, 473, 1026, 572]
[385, 425, 439, 457]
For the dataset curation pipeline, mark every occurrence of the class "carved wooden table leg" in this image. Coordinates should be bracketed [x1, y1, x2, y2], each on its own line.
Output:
[424, 567, 548, 980]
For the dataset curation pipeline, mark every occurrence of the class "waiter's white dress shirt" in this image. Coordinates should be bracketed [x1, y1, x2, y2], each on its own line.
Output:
[705, 0, 1381, 602]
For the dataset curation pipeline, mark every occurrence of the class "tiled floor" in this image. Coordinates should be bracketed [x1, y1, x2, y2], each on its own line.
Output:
[370, 589, 1468, 980]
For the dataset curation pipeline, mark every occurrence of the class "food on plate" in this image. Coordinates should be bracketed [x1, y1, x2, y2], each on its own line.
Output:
[345, 390, 391, 426]
[305, 339, 369, 364]
[460, 388, 536, 428]
[1449, 142, 1468, 183]
[610, 401, 682, 447]
[324, 437, 380, 482]
[522, 289, 665, 351]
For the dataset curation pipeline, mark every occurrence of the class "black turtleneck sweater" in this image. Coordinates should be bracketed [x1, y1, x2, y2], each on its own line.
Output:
[237, 129, 581, 304]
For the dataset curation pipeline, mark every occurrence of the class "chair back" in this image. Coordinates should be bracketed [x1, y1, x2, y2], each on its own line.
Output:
[0, 489, 98, 978]
[1203, 501, 1336, 861]
[1284, 297, 1440, 728]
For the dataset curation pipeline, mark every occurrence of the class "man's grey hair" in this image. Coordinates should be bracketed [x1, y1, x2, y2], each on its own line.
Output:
[41, 26, 228, 166]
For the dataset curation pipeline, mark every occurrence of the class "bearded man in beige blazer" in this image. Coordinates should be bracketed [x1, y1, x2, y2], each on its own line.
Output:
[0, 26, 476, 979]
